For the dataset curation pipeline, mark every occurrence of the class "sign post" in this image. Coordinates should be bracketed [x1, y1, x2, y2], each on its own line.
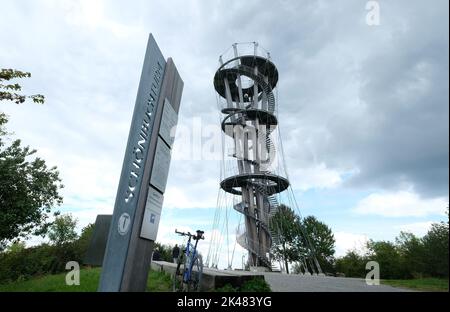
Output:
[98, 34, 183, 291]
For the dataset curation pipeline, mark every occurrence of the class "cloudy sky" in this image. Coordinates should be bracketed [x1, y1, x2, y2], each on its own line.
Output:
[1, 0, 448, 268]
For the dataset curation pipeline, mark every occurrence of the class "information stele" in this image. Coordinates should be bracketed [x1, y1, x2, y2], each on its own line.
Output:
[98, 34, 183, 292]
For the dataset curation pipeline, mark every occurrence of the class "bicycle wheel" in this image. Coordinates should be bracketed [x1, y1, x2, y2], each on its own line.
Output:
[187, 255, 203, 292]
[173, 255, 186, 292]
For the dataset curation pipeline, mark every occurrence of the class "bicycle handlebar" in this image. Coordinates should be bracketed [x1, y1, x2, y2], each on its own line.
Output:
[175, 229, 190, 236]
[175, 229, 205, 240]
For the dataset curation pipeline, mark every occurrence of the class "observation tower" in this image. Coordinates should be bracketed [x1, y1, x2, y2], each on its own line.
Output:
[207, 42, 322, 274]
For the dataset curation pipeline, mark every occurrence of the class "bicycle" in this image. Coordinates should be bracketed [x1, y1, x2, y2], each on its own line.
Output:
[173, 229, 205, 292]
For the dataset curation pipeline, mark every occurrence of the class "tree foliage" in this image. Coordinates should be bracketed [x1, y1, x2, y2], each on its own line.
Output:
[334, 250, 367, 277]
[75, 222, 95, 257]
[269, 205, 336, 274]
[0, 69, 44, 104]
[395, 231, 426, 277]
[5, 241, 26, 254]
[0, 222, 96, 283]
[335, 209, 449, 279]
[298, 216, 336, 273]
[366, 240, 405, 279]
[153, 242, 178, 263]
[48, 214, 78, 246]
[0, 113, 63, 250]
[269, 204, 301, 274]
[422, 215, 449, 277]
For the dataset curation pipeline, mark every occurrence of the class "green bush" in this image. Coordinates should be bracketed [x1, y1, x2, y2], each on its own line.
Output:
[335, 250, 367, 278]
[240, 277, 271, 292]
[0, 237, 89, 283]
[0, 244, 54, 282]
[215, 284, 238, 292]
[214, 278, 271, 292]
[153, 242, 174, 262]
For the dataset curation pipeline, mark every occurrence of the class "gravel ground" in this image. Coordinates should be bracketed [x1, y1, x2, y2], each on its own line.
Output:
[263, 273, 414, 292]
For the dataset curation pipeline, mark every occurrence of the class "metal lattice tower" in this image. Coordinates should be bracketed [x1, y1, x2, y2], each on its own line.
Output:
[213, 43, 289, 269]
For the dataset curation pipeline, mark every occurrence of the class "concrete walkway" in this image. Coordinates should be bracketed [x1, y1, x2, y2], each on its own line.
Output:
[151, 261, 265, 290]
[152, 261, 413, 291]
[263, 272, 413, 292]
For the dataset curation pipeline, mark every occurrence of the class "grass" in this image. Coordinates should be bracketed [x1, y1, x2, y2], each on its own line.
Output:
[382, 278, 449, 292]
[0, 267, 173, 292]
[0, 267, 271, 292]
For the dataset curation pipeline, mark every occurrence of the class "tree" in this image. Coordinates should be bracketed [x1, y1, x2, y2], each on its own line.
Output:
[0, 113, 63, 250]
[0, 69, 44, 104]
[73, 222, 95, 259]
[154, 242, 175, 262]
[366, 240, 405, 279]
[269, 204, 301, 274]
[296, 216, 336, 273]
[335, 250, 367, 277]
[422, 210, 449, 277]
[395, 231, 425, 278]
[5, 241, 26, 254]
[333, 208, 449, 279]
[78, 223, 94, 246]
[48, 214, 78, 246]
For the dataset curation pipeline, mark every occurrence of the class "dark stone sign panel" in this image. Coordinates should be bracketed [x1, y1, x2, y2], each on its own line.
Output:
[84, 215, 112, 266]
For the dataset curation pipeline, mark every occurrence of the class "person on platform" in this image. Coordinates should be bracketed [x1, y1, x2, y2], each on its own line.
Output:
[172, 244, 180, 263]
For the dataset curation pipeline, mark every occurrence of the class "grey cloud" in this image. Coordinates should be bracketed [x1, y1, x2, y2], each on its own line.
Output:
[320, 1, 449, 197]
[1, 0, 447, 209]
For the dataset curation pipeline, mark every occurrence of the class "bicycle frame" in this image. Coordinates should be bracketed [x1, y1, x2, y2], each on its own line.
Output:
[175, 229, 204, 287]
[182, 236, 199, 283]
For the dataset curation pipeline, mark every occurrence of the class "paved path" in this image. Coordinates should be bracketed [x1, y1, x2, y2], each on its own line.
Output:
[153, 261, 412, 291]
[263, 273, 413, 292]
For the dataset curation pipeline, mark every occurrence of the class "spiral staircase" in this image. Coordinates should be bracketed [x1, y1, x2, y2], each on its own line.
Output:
[213, 43, 288, 269]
